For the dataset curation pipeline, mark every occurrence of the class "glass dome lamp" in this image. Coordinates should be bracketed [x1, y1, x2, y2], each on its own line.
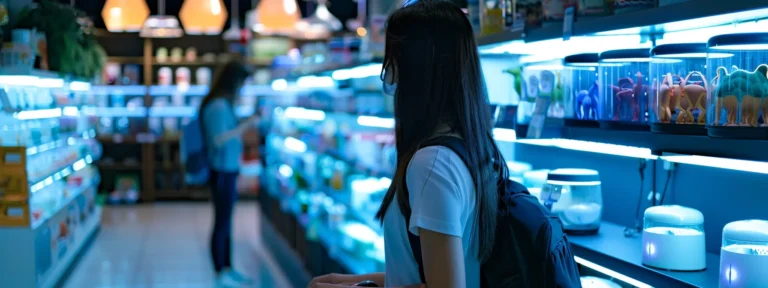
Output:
[252, 0, 302, 35]
[719, 219, 768, 288]
[180, 0, 228, 35]
[641, 205, 706, 271]
[706, 33, 768, 140]
[650, 43, 709, 135]
[140, 0, 183, 38]
[564, 53, 599, 123]
[295, 0, 342, 40]
[598, 48, 652, 130]
[102, 0, 150, 32]
[540, 168, 602, 234]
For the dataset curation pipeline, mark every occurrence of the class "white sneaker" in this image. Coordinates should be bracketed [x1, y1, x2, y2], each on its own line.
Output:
[228, 269, 255, 285]
[216, 271, 243, 288]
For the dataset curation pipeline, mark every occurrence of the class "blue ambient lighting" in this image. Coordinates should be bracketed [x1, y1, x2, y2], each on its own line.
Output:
[492, 128, 517, 142]
[515, 138, 658, 160]
[574, 256, 652, 288]
[661, 155, 768, 175]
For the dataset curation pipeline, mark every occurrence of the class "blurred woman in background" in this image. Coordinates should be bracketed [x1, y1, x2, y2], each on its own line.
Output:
[200, 60, 258, 287]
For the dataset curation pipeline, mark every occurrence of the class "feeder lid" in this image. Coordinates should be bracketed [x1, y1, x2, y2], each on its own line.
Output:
[708, 33, 768, 49]
[565, 53, 599, 65]
[723, 220, 768, 243]
[599, 48, 651, 61]
[644, 205, 704, 226]
[546, 168, 600, 183]
[651, 43, 707, 57]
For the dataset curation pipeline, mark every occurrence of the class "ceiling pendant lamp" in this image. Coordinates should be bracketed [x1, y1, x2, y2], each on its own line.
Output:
[295, 0, 342, 39]
[141, 0, 184, 38]
[253, 0, 301, 35]
[101, 0, 150, 32]
[180, 0, 228, 35]
[222, 0, 244, 40]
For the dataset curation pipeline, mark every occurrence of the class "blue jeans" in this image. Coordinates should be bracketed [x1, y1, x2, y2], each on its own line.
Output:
[210, 170, 239, 273]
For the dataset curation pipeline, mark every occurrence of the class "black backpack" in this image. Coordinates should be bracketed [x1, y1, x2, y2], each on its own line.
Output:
[405, 136, 582, 288]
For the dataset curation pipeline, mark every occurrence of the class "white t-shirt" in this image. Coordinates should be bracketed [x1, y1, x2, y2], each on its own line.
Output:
[383, 146, 480, 287]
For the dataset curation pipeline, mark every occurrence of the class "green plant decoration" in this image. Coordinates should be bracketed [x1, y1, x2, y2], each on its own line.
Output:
[14, 0, 105, 79]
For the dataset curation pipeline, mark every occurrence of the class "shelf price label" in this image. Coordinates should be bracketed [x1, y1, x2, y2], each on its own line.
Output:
[563, 7, 575, 41]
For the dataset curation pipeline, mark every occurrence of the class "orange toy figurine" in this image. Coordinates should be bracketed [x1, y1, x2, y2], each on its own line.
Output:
[657, 73, 681, 123]
[677, 71, 708, 124]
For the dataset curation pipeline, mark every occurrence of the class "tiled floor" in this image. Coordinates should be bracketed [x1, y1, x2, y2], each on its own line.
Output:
[62, 202, 291, 288]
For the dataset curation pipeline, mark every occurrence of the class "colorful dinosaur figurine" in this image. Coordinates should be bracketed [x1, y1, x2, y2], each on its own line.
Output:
[657, 73, 681, 124]
[611, 72, 646, 122]
[677, 71, 708, 125]
[713, 65, 768, 127]
[576, 80, 599, 120]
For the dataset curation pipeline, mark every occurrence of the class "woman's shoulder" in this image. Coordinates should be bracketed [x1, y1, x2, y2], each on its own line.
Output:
[407, 146, 472, 187]
[204, 98, 231, 113]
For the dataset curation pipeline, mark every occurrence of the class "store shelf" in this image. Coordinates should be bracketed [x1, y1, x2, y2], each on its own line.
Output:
[560, 126, 768, 162]
[29, 155, 94, 194]
[152, 60, 217, 66]
[91, 85, 147, 95]
[107, 56, 144, 64]
[31, 177, 99, 229]
[149, 85, 208, 97]
[38, 206, 102, 288]
[569, 222, 719, 288]
[477, 0, 768, 47]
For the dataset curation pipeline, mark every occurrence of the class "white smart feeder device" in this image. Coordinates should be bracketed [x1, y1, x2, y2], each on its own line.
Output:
[541, 168, 603, 234]
[642, 205, 706, 271]
[719, 219, 768, 288]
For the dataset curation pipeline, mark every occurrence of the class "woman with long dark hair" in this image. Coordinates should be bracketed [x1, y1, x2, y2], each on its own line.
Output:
[309, 0, 505, 287]
[200, 60, 257, 287]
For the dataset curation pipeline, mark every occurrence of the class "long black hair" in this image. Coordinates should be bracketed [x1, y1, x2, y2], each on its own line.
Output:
[199, 59, 250, 117]
[374, 0, 507, 262]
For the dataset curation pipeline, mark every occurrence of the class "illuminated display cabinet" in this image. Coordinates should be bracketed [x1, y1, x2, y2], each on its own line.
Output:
[650, 43, 709, 135]
[599, 48, 652, 130]
[563, 53, 600, 122]
[706, 32, 768, 139]
[0, 71, 102, 288]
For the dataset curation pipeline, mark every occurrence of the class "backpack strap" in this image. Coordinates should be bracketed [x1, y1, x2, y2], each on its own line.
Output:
[404, 136, 471, 284]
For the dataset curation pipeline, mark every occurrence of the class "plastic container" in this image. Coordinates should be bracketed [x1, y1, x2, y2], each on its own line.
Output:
[599, 48, 651, 129]
[706, 33, 768, 139]
[541, 168, 602, 234]
[642, 205, 706, 271]
[520, 60, 565, 122]
[650, 43, 709, 135]
[719, 220, 768, 288]
[564, 53, 600, 122]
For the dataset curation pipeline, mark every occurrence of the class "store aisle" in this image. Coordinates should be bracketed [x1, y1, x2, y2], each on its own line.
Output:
[62, 202, 291, 288]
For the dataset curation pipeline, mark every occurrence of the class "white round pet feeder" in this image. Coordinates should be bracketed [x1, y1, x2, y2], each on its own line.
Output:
[719, 219, 768, 288]
[642, 205, 706, 271]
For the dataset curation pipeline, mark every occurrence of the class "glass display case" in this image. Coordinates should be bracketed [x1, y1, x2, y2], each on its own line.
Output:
[520, 60, 565, 123]
[541, 168, 602, 234]
[641, 205, 706, 271]
[263, 87, 395, 274]
[0, 71, 102, 288]
[599, 48, 651, 129]
[564, 53, 600, 122]
[650, 43, 708, 135]
[720, 219, 768, 288]
[706, 33, 768, 139]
